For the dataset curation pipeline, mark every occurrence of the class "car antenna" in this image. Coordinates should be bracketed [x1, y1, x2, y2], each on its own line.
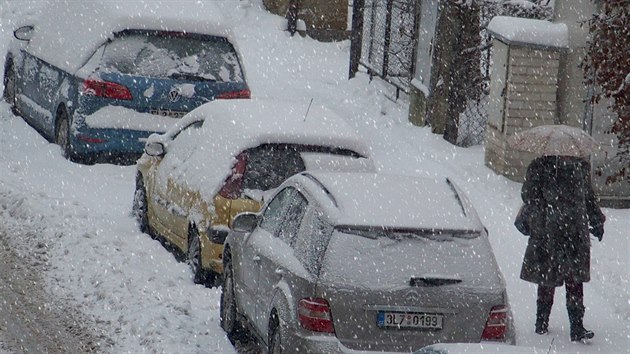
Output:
[303, 98, 313, 122]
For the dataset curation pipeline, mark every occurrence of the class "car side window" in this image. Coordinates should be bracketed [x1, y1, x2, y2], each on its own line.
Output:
[293, 207, 333, 275]
[277, 191, 307, 245]
[172, 120, 203, 141]
[164, 120, 203, 162]
[259, 187, 295, 235]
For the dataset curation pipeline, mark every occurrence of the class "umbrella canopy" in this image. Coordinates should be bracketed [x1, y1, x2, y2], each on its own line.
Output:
[507, 124, 598, 158]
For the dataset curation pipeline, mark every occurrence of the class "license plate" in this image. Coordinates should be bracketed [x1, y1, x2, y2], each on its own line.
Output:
[377, 312, 443, 329]
[150, 109, 187, 118]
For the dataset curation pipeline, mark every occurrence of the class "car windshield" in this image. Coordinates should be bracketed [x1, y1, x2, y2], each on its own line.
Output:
[99, 30, 245, 82]
[335, 226, 479, 240]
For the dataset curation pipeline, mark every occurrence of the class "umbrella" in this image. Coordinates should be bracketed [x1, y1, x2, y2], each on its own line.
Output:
[507, 124, 598, 158]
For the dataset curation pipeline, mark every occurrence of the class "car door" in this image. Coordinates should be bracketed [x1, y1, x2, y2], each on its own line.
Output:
[148, 120, 203, 249]
[237, 187, 296, 329]
[15, 52, 44, 129]
[253, 189, 308, 332]
[34, 59, 65, 135]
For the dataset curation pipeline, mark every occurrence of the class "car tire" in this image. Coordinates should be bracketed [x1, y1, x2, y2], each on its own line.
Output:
[269, 312, 283, 354]
[132, 174, 150, 235]
[220, 260, 240, 338]
[188, 228, 210, 285]
[55, 108, 73, 160]
[3, 60, 16, 108]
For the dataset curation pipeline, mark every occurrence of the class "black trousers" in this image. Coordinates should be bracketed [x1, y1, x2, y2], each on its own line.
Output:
[537, 281, 584, 308]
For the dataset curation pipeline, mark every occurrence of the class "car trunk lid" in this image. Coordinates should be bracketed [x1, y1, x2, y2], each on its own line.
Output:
[316, 228, 506, 351]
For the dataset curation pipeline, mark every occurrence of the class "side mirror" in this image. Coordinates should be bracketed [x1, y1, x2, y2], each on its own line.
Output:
[232, 212, 259, 233]
[14, 26, 34, 41]
[144, 141, 165, 157]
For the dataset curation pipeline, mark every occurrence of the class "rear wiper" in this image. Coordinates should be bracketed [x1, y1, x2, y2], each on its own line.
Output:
[410, 276, 462, 287]
[169, 73, 215, 82]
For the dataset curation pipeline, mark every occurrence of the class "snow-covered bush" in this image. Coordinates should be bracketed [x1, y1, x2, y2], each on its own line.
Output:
[583, 0, 630, 184]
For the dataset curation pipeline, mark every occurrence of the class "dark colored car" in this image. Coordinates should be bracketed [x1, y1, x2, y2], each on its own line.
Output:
[3, 1, 249, 163]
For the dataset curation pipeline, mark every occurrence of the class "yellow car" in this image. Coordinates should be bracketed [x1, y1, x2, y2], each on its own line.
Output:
[133, 98, 374, 286]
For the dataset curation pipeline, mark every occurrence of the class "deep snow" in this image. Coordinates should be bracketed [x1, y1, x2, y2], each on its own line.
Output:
[0, 0, 628, 353]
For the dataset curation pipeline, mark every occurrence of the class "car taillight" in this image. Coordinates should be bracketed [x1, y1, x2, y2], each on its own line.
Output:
[216, 89, 251, 99]
[297, 298, 335, 333]
[481, 305, 508, 341]
[219, 152, 248, 199]
[77, 134, 107, 144]
[82, 79, 132, 100]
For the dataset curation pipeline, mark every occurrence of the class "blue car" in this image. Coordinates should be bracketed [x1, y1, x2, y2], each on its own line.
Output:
[3, 1, 249, 164]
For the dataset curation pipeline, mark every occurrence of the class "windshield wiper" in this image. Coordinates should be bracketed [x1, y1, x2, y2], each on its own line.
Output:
[169, 73, 215, 82]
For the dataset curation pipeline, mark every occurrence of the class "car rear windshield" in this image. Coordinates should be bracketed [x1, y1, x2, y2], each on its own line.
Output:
[99, 30, 245, 82]
[242, 144, 362, 192]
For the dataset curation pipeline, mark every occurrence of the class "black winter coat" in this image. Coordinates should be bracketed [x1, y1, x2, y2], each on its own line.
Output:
[520, 156, 605, 287]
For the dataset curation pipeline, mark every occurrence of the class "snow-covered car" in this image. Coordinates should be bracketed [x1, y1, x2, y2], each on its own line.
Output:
[133, 98, 374, 287]
[221, 172, 515, 353]
[3, 1, 249, 164]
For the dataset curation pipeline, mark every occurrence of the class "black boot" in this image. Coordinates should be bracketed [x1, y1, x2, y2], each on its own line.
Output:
[535, 303, 552, 335]
[568, 304, 594, 342]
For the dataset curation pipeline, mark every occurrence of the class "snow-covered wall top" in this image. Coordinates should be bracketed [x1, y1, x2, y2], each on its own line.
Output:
[24, 0, 234, 73]
[487, 16, 568, 49]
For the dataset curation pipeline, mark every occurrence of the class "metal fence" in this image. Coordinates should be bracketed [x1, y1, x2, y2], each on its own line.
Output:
[455, 1, 552, 146]
[356, 0, 419, 97]
[350, 0, 552, 147]
[453, 5, 495, 147]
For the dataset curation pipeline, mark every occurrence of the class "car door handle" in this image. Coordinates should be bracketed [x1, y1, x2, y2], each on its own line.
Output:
[252, 255, 261, 262]
[275, 268, 285, 275]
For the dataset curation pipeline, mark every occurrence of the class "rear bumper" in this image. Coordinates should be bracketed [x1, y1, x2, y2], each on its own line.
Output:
[283, 331, 405, 354]
[70, 126, 154, 158]
[70, 107, 177, 158]
[285, 331, 515, 353]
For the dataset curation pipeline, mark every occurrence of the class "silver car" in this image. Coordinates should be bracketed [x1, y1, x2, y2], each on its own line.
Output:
[221, 172, 514, 353]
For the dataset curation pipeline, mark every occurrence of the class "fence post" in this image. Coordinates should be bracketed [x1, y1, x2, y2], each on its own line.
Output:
[382, 0, 394, 79]
[286, 0, 299, 36]
[349, 0, 365, 79]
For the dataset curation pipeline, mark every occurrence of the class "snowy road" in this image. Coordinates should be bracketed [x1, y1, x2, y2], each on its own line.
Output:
[0, 231, 99, 353]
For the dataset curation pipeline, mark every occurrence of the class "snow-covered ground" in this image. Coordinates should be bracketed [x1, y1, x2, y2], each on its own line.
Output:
[0, 1, 628, 353]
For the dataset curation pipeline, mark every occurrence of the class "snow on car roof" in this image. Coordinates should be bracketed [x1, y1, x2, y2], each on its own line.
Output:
[145, 99, 372, 211]
[26, 0, 234, 73]
[185, 98, 371, 157]
[303, 172, 482, 231]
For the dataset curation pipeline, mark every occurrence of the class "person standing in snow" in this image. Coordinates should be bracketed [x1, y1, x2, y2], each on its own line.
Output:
[519, 155, 605, 342]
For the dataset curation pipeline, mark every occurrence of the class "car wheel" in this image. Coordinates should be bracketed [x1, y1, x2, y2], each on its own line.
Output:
[132, 174, 150, 235]
[3, 61, 16, 108]
[187, 228, 207, 285]
[269, 312, 283, 354]
[55, 108, 72, 159]
[220, 261, 240, 337]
